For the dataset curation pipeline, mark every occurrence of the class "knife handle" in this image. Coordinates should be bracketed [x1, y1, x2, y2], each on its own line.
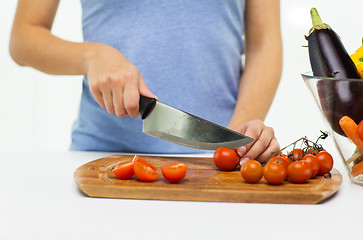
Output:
[139, 95, 157, 119]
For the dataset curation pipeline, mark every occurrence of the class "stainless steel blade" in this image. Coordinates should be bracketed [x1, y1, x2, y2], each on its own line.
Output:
[142, 101, 254, 150]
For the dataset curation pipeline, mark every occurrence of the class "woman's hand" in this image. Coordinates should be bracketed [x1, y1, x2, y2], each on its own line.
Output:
[233, 119, 279, 164]
[86, 43, 157, 118]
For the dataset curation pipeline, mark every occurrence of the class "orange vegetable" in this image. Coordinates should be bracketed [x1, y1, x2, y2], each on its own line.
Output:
[339, 116, 363, 152]
[352, 160, 363, 177]
[113, 162, 134, 179]
[161, 162, 187, 183]
[133, 156, 158, 182]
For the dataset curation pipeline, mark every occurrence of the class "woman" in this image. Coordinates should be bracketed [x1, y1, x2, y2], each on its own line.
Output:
[9, 0, 282, 163]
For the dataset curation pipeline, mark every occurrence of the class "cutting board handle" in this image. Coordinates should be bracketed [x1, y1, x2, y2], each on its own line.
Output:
[139, 95, 157, 119]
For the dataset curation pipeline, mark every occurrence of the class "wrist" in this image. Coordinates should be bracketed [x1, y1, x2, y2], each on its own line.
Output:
[81, 42, 104, 75]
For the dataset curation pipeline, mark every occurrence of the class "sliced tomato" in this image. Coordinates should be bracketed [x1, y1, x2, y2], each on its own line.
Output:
[112, 162, 134, 180]
[133, 156, 158, 182]
[161, 162, 187, 183]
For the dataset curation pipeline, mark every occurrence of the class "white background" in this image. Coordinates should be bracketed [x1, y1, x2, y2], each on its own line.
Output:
[1, 0, 362, 152]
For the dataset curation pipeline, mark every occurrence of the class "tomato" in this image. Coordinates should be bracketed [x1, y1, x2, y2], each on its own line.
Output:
[306, 147, 320, 155]
[263, 162, 287, 185]
[161, 162, 187, 183]
[287, 161, 312, 183]
[240, 160, 263, 183]
[302, 154, 320, 178]
[315, 151, 334, 175]
[213, 147, 240, 171]
[133, 156, 158, 182]
[112, 162, 134, 179]
[357, 120, 363, 141]
[352, 161, 363, 177]
[267, 156, 290, 170]
[288, 148, 304, 161]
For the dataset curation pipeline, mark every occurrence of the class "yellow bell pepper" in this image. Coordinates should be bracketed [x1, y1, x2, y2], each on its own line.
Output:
[351, 52, 362, 64]
[356, 62, 363, 79]
[350, 38, 363, 77]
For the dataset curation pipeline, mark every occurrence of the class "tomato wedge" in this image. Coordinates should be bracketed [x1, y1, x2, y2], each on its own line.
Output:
[161, 162, 187, 183]
[112, 162, 134, 179]
[133, 156, 158, 182]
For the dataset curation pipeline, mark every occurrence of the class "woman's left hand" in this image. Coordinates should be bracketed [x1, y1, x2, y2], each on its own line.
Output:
[232, 119, 279, 164]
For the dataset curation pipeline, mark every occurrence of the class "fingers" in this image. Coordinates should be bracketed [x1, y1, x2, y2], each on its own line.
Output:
[235, 120, 280, 164]
[89, 66, 156, 118]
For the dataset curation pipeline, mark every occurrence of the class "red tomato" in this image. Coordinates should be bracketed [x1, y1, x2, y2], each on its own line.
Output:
[302, 154, 320, 178]
[213, 147, 240, 171]
[287, 161, 312, 183]
[288, 148, 304, 161]
[263, 162, 287, 185]
[240, 160, 263, 183]
[357, 120, 363, 141]
[306, 147, 320, 155]
[133, 156, 158, 182]
[267, 156, 290, 170]
[112, 162, 134, 180]
[161, 162, 187, 183]
[315, 151, 334, 175]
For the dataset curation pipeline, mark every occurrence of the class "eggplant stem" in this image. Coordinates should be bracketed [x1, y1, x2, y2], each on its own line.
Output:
[310, 8, 322, 27]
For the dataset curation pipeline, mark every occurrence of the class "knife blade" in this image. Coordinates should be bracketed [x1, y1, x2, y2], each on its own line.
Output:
[139, 95, 254, 150]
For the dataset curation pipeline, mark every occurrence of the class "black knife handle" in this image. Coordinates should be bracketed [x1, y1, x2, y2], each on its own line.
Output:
[139, 95, 157, 119]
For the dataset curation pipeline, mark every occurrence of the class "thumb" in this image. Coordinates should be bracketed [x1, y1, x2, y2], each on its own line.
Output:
[138, 75, 158, 100]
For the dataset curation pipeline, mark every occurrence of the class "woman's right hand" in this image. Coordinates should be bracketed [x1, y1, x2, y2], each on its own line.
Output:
[86, 43, 157, 118]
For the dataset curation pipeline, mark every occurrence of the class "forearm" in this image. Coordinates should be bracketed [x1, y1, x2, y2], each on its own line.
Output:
[228, 0, 282, 129]
[10, 24, 97, 76]
[228, 41, 282, 129]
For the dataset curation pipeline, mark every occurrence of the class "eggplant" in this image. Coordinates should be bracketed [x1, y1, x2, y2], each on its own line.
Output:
[306, 8, 363, 136]
[307, 8, 361, 78]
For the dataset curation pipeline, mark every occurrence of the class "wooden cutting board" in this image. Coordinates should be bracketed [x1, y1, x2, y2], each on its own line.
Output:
[74, 155, 342, 204]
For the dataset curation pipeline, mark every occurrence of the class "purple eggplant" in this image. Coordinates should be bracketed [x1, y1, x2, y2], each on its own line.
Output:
[306, 8, 363, 136]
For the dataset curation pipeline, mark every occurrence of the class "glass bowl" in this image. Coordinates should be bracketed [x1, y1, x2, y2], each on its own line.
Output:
[302, 73, 363, 186]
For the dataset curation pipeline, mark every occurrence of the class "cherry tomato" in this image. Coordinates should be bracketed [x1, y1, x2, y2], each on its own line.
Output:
[288, 148, 304, 161]
[287, 161, 312, 183]
[240, 160, 263, 183]
[357, 120, 363, 141]
[315, 151, 334, 175]
[352, 161, 363, 177]
[302, 154, 320, 178]
[161, 162, 187, 183]
[267, 156, 289, 170]
[213, 147, 240, 171]
[112, 162, 134, 180]
[263, 162, 287, 185]
[133, 156, 158, 182]
[306, 147, 320, 155]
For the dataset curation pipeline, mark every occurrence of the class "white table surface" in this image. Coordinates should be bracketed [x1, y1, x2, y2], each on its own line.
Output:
[1, 150, 362, 240]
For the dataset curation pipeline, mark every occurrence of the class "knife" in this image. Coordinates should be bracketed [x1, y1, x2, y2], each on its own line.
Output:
[139, 95, 254, 150]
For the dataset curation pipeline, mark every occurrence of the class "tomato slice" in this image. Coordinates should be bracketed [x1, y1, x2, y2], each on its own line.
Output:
[112, 162, 134, 179]
[133, 156, 158, 182]
[161, 162, 187, 183]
